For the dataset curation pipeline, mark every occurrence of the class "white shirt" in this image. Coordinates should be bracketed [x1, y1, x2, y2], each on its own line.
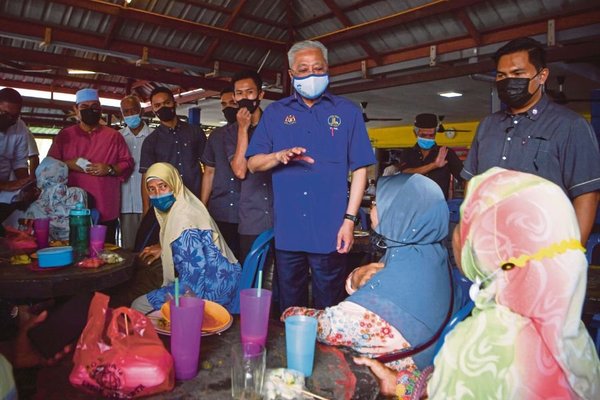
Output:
[119, 123, 150, 213]
[0, 118, 29, 182]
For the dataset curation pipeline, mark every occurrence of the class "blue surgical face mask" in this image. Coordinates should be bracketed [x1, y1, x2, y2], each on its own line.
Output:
[149, 192, 176, 212]
[292, 73, 329, 100]
[124, 114, 142, 129]
[417, 137, 436, 150]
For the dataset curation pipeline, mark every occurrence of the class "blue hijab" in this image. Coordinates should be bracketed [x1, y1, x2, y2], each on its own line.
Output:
[348, 173, 451, 369]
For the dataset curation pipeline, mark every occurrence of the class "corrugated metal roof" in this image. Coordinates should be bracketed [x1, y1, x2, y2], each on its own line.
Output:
[0, 0, 597, 128]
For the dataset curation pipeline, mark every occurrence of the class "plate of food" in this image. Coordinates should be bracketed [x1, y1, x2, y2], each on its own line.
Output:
[353, 230, 369, 237]
[147, 299, 233, 336]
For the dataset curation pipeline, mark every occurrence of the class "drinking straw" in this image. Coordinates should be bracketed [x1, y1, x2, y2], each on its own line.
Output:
[257, 270, 263, 297]
[174, 277, 180, 307]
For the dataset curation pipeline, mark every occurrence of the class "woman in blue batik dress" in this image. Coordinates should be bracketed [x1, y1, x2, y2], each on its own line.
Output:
[132, 162, 241, 313]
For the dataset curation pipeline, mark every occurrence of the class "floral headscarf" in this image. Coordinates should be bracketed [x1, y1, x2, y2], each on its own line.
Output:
[26, 157, 87, 240]
[429, 167, 600, 399]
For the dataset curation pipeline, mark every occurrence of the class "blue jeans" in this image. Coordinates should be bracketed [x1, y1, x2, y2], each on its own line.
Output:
[275, 250, 347, 312]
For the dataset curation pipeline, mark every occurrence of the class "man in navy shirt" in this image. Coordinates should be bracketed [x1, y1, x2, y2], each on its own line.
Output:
[201, 85, 241, 259]
[247, 40, 376, 311]
[224, 70, 273, 264]
[138, 86, 206, 265]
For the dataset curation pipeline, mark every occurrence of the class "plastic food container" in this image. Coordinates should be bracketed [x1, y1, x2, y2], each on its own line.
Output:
[37, 246, 73, 268]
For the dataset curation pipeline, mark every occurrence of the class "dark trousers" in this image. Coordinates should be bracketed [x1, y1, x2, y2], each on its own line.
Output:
[275, 249, 347, 313]
[239, 233, 258, 267]
[215, 221, 240, 261]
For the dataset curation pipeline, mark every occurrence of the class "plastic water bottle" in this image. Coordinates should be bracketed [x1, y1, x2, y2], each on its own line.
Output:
[69, 202, 90, 261]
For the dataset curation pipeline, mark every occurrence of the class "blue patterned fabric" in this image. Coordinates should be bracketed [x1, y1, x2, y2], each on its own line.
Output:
[147, 228, 241, 311]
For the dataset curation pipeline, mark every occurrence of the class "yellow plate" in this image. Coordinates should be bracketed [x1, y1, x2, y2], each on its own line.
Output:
[149, 300, 232, 336]
[104, 243, 120, 251]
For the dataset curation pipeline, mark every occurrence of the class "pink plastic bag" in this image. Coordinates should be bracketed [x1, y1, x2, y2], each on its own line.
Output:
[69, 293, 174, 398]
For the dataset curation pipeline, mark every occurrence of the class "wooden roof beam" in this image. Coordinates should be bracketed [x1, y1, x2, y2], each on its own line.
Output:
[330, 41, 600, 95]
[0, 45, 227, 92]
[0, 17, 279, 81]
[49, 0, 286, 51]
[179, 0, 287, 29]
[294, 0, 381, 29]
[201, 0, 248, 65]
[322, 0, 383, 65]
[456, 9, 482, 46]
[329, 7, 600, 76]
[315, 0, 482, 45]
[0, 67, 127, 89]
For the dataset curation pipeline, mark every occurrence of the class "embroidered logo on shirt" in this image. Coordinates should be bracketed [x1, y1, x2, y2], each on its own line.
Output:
[328, 115, 341, 136]
[284, 114, 296, 125]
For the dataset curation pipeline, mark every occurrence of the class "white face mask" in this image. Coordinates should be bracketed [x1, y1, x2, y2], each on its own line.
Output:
[292, 74, 329, 100]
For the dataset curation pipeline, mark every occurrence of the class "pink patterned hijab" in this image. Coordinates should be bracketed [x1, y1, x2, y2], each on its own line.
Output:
[429, 167, 600, 399]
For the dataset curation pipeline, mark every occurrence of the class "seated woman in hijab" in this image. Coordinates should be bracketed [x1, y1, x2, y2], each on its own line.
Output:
[282, 173, 453, 375]
[131, 162, 241, 313]
[25, 156, 87, 241]
[355, 168, 600, 399]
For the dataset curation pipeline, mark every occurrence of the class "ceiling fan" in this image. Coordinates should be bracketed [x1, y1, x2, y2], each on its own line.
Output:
[436, 115, 471, 138]
[360, 102, 403, 123]
[546, 75, 600, 104]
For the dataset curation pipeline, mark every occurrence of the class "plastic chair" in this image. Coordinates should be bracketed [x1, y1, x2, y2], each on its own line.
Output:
[229, 228, 274, 314]
[586, 233, 600, 264]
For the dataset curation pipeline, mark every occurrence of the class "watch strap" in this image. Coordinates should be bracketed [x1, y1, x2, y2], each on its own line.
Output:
[344, 213, 359, 224]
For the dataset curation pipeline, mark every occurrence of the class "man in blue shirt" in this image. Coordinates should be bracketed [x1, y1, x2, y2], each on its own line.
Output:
[201, 86, 242, 259]
[247, 40, 376, 311]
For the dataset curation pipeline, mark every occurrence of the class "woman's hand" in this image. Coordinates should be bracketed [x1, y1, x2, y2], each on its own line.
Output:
[353, 357, 398, 396]
[139, 244, 161, 265]
[351, 262, 384, 290]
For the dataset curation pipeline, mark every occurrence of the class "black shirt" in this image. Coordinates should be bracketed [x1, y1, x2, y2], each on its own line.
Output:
[399, 145, 463, 199]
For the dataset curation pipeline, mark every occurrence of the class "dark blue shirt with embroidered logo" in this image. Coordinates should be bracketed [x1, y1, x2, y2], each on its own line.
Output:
[246, 92, 376, 253]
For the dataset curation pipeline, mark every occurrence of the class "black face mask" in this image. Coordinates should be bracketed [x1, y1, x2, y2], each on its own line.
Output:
[155, 106, 177, 122]
[80, 108, 102, 126]
[222, 107, 238, 124]
[496, 71, 542, 109]
[0, 112, 18, 131]
[237, 98, 260, 114]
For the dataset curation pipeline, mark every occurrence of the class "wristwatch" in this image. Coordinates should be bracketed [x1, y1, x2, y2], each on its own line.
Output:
[107, 165, 116, 176]
[344, 213, 359, 224]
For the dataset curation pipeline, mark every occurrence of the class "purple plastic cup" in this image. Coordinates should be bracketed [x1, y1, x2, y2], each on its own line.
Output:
[33, 218, 50, 249]
[89, 225, 107, 257]
[170, 297, 205, 380]
[240, 288, 272, 347]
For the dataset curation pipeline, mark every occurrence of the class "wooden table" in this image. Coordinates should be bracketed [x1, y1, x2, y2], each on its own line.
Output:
[0, 249, 136, 300]
[33, 318, 380, 400]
